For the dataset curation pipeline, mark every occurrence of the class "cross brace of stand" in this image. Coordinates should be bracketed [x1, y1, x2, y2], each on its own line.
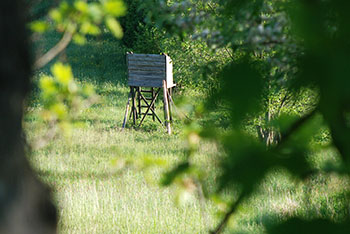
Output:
[122, 80, 173, 134]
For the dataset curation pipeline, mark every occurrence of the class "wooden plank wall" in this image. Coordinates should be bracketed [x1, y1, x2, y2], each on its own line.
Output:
[127, 54, 166, 88]
[165, 55, 174, 88]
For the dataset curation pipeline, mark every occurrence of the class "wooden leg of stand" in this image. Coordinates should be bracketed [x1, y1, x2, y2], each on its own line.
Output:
[168, 88, 173, 122]
[137, 87, 141, 119]
[152, 87, 155, 122]
[122, 91, 132, 129]
[131, 87, 136, 125]
[163, 81, 171, 135]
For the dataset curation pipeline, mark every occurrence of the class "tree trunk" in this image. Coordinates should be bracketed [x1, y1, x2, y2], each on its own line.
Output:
[0, 0, 57, 233]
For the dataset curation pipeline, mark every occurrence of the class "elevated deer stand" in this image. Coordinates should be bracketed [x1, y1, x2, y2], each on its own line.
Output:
[122, 53, 175, 134]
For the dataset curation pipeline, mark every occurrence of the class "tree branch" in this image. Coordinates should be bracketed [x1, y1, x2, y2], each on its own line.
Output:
[277, 93, 292, 116]
[34, 30, 72, 70]
[279, 108, 318, 146]
[211, 109, 317, 234]
[210, 194, 245, 234]
[224, 46, 235, 61]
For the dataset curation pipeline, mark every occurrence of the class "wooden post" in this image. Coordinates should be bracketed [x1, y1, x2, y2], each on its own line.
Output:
[131, 86, 137, 125]
[122, 91, 132, 128]
[163, 80, 171, 135]
[168, 88, 173, 122]
[151, 87, 155, 121]
[137, 87, 141, 119]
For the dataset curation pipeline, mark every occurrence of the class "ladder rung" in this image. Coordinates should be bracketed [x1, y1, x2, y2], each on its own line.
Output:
[141, 90, 153, 93]
[140, 113, 154, 116]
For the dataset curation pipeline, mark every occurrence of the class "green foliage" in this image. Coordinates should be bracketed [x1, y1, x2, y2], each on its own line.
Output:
[161, 162, 190, 186]
[119, 0, 152, 49]
[31, 0, 126, 44]
[26, 0, 56, 21]
[120, 0, 233, 91]
[290, 1, 350, 163]
[39, 62, 97, 135]
[140, 0, 350, 233]
[266, 218, 350, 234]
[105, 16, 123, 38]
[30, 20, 50, 33]
[219, 58, 264, 125]
[161, 37, 230, 91]
[30, 0, 126, 141]
[29, 0, 350, 233]
[26, 52, 349, 233]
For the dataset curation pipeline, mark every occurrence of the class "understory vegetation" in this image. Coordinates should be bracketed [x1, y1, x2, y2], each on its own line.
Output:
[25, 0, 350, 233]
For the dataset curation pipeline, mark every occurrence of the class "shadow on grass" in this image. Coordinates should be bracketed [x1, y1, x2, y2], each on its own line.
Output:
[122, 121, 167, 133]
[95, 89, 129, 102]
[37, 169, 118, 181]
[35, 32, 128, 87]
[74, 118, 118, 126]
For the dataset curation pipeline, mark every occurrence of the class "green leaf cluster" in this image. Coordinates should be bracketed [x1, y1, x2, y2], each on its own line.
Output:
[39, 62, 96, 134]
[31, 0, 126, 44]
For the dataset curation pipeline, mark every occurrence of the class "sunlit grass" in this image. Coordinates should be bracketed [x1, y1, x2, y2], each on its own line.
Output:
[25, 34, 350, 234]
[25, 79, 220, 233]
[26, 83, 349, 233]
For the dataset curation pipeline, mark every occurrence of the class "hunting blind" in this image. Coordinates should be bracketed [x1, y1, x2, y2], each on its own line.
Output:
[122, 53, 175, 134]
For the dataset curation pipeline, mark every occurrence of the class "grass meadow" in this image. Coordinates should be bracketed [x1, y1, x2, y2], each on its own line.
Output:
[24, 34, 349, 233]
